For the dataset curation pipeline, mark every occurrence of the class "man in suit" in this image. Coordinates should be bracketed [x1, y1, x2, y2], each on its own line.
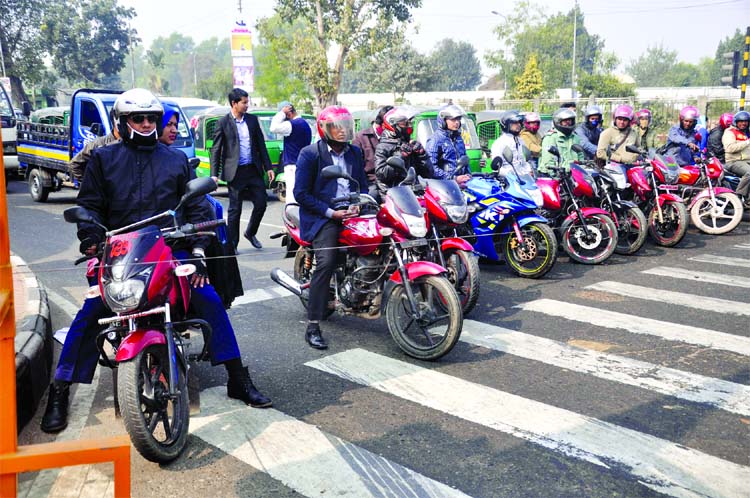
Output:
[293, 106, 368, 349]
[210, 88, 273, 249]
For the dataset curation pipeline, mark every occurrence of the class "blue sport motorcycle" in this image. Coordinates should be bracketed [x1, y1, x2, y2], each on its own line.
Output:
[462, 151, 557, 279]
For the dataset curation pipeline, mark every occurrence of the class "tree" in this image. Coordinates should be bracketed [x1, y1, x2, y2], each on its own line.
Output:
[0, 0, 47, 103]
[267, 0, 421, 108]
[625, 44, 678, 86]
[426, 39, 481, 91]
[512, 54, 543, 99]
[711, 29, 747, 85]
[577, 74, 635, 98]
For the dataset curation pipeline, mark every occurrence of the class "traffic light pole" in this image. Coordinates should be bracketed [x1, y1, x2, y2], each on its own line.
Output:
[740, 26, 749, 110]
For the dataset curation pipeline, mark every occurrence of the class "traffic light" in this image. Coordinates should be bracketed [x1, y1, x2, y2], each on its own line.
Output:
[721, 51, 740, 88]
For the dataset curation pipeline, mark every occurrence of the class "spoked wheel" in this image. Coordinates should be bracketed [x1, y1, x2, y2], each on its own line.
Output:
[690, 192, 743, 235]
[442, 249, 480, 315]
[562, 214, 618, 264]
[293, 247, 334, 317]
[118, 344, 189, 463]
[385, 275, 463, 360]
[502, 222, 558, 278]
[614, 206, 648, 255]
[648, 201, 688, 247]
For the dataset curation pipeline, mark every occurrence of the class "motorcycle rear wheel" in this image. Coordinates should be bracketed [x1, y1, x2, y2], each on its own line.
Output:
[502, 222, 557, 278]
[648, 201, 688, 247]
[689, 192, 743, 235]
[561, 213, 618, 264]
[443, 249, 480, 315]
[385, 275, 463, 360]
[614, 206, 648, 255]
[293, 247, 335, 318]
[118, 344, 189, 463]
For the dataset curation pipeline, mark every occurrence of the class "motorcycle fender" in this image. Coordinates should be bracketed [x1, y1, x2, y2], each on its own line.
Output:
[656, 193, 683, 207]
[115, 330, 166, 362]
[440, 237, 473, 252]
[687, 187, 735, 209]
[564, 207, 610, 224]
[516, 213, 549, 228]
[381, 261, 447, 313]
[612, 200, 638, 210]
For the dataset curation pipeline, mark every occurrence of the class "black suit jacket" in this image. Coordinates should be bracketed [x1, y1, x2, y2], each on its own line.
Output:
[210, 112, 272, 183]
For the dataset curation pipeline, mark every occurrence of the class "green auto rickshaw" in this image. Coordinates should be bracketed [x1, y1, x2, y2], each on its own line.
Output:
[412, 108, 486, 173]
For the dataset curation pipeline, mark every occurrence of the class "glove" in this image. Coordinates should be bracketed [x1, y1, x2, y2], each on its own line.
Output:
[191, 256, 209, 279]
[410, 140, 425, 156]
[79, 236, 101, 256]
[400, 142, 414, 157]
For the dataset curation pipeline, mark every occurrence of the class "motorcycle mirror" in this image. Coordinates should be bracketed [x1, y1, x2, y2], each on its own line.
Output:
[501, 147, 514, 164]
[490, 156, 502, 171]
[521, 145, 531, 161]
[571, 144, 584, 154]
[457, 155, 470, 168]
[175, 177, 217, 212]
[402, 167, 417, 185]
[624, 144, 641, 154]
[188, 157, 201, 170]
[63, 206, 97, 225]
[386, 156, 407, 172]
[321, 164, 348, 180]
[547, 146, 560, 158]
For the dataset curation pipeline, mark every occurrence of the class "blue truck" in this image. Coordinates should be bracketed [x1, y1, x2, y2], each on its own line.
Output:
[16, 88, 194, 202]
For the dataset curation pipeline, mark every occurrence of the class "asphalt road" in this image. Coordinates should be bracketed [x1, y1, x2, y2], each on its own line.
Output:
[6, 178, 750, 498]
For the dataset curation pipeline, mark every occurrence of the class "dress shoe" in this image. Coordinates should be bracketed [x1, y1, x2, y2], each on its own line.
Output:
[305, 324, 328, 350]
[41, 382, 70, 433]
[244, 232, 263, 249]
[227, 367, 272, 408]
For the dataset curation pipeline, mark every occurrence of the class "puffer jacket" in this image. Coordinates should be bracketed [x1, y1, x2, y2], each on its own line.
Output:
[425, 128, 467, 179]
[374, 129, 434, 198]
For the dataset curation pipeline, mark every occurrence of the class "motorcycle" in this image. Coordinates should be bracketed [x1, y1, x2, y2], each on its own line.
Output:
[462, 148, 558, 278]
[62, 177, 221, 463]
[624, 145, 689, 247]
[271, 162, 463, 360]
[536, 146, 618, 264]
[677, 152, 743, 235]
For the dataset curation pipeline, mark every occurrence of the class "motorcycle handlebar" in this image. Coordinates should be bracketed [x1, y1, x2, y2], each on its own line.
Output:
[180, 219, 226, 234]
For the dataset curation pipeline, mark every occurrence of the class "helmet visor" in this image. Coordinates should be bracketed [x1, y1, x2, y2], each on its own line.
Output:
[322, 117, 354, 142]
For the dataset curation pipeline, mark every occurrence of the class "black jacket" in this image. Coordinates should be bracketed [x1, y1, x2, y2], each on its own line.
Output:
[209, 112, 272, 183]
[374, 130, 433, 198]
[707, 126, 725, 163]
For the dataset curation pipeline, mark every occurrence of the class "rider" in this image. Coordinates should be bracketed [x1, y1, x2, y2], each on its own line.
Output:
[634, 108, 657, 150]
[519, 111, 543, 168]
[41, 89, 272, 434]
[596, 104, 640, 166]
[664, 105, 701, 166]
[374, 105, 433, 199]
[538, 108, 584, 177]
[575, 105, 603, 159]
[722, 110, 750, 205]
[293, 106, 368, 350]
[707, 112, 734, 163]
[425, 103, 472, 184]
[352, 105, 394, 197]
[491, 109, 533, 177]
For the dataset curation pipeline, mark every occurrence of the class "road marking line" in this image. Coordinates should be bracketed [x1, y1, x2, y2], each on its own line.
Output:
[734, 243, 750, 250]
[585, 281, 750, 316]
[231, 286, 293, 306]
[516, 299, 750, 356]
[191, 387, 471, 498]
[688, 254, 750, 268]
[307, 349, 750, 498]
[460, 320, 750, 416]
[642, 266, 750, 289]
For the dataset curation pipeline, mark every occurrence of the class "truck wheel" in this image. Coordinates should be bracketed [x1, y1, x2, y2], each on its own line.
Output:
[29, 169, 50, 202]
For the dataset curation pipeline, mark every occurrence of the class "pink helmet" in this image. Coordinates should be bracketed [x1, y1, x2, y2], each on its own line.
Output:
[524, 112, 540, 123]
[679, 105, 700, 122]
[613, 104, 634, 122]
[718, 112, 734, 129]
[635, 108, 652, 126]
[316, 106, 354, 143]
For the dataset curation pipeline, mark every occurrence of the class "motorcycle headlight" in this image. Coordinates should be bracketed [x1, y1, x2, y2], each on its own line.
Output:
[104, 278, 145, 313]
[402, 213, 428, 238]
[443, 203, 468, 224]
[529, 189, 544, 207]
[111, 262, 126, 281]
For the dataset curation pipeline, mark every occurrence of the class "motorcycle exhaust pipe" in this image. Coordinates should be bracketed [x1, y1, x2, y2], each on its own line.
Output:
[270, 268, 303, 296]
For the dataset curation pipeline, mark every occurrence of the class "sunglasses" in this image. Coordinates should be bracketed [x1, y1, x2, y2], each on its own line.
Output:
[130, 114, 157, 124]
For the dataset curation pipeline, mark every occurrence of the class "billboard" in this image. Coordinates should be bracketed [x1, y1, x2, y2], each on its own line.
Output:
[231, 21, 254, 92]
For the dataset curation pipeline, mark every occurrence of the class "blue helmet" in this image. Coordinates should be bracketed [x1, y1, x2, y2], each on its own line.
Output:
[161, 101, 180, 129]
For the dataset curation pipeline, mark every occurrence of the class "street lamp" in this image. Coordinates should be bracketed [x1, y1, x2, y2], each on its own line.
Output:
[490, 11, 510, 95]
[571, 1, 578, 100]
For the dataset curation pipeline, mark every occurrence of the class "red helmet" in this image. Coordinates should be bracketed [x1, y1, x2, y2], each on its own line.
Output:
[679, 105, 699, 123]
[382, 106, 418, 139]
[718, 112, 734, 129]
[316, 106, 354, 143]
[635, 108, 652, 126]
[613, 104, 634, 122]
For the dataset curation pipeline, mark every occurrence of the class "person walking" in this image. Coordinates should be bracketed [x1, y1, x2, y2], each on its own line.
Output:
[269, 100, 312, 204]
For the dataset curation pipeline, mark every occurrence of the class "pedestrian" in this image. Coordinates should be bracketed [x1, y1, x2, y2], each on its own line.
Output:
[269, 100, 312, 204]
[41, 88, 271, 434]
[352, 105, 393, 197]
[722, 110, 750, 206]
[425, 103, 472, 184]
[210, 88, 273, 250]
[68, 110, 120, 183]
[596, 105, 640, 166]
[575, 105, 603, 159]
[293, 106, 368, 349]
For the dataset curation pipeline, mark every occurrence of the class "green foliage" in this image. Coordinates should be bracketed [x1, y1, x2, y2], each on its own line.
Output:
[426, 39, 481, 91]
[0, 0, 48, 102]
[711, 29, 747, 85]
[627, 45, 714, 87]
[577, 74, 635, 98]
[512, 54, 543, 99]
[196, 67, 233, 103]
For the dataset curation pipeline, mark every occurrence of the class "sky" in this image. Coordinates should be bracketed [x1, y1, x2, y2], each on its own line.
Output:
[121, 0, 749, 79]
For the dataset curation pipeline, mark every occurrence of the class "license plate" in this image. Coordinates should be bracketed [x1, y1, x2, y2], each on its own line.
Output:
[659, 185, 679, 190]
[399, 238, 428, 248]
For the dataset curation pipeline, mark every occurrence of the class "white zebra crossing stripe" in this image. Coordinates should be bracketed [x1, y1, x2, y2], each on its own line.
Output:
[585, 281, 750, 316]
[191, 387, 471, 498]
[688, 254, 750, 268]
[642, 266, 750, 289]
[307, 349, 750, 498]
[460, 320, 750, 417]
[516, 299, 750, 356]
[733, 244, 750, 250]
[231, 286, 293, 306]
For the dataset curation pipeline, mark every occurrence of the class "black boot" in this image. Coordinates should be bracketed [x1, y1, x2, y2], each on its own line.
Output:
[41, 382, 70, 433]
[305, 323, 328, 350]
[227, 367, 272, 408]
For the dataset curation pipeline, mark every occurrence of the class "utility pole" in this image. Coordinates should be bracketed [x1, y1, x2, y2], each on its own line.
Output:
[0, 36, 6, 77]
[193, 52, 198, 88]
[571, 0, 578, 100]
[128, 25, 135, 87]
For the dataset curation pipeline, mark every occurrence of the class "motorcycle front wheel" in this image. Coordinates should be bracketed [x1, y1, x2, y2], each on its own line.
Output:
[689, 192, 743, 235]
[561, 213, 618, 264]
[501, 222, 558, 278]
[614, 206, 648, 255]
[293, 247, 334, 318]
[648, 201, 688, 247]
[385, 275, 463, 360]
[118, 344, 189, 463]
[443, 249, 480, 315]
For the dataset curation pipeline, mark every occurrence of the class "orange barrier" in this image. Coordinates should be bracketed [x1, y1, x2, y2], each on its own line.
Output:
[0, 133, 131, 496]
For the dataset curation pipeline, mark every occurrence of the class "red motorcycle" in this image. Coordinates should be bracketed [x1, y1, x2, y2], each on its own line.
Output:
[677, 152, 743, 235]
[271, 164, 463, 360]
[62, 177, 221, 463]
[536, 146, 618, 264]
[624, 146, 688, 246]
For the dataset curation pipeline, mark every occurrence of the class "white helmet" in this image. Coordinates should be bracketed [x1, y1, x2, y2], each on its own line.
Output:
[113, 88, 164, 146]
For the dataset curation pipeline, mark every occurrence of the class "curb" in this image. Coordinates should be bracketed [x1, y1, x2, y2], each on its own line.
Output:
[11, 254, 53, 431]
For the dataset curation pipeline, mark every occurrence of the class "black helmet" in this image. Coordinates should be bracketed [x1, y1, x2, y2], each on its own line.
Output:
[499, 110, 524, 134]
[553, 108, 576, 136]
[734, 110, 750, 126]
